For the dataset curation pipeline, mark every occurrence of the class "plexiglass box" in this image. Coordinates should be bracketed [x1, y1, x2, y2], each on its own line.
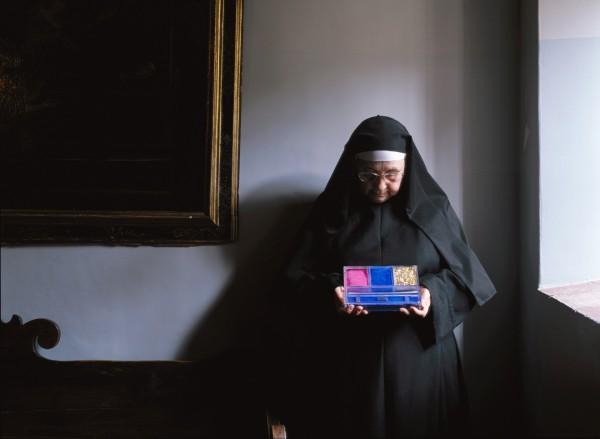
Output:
[343, 265, 421, 311]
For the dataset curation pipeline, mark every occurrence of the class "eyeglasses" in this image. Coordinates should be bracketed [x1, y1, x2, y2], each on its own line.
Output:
[357, 170, 403, 183]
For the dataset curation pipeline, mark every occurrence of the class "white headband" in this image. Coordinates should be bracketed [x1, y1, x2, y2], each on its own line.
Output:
[355, 150, 406, 161]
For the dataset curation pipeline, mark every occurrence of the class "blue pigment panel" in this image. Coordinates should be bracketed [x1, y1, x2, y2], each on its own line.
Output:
[369, 266, 393, 285]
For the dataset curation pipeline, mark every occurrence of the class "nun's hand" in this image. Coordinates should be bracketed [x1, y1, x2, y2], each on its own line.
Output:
[334, 286, 369, 316]
[399, 286, 431, 317]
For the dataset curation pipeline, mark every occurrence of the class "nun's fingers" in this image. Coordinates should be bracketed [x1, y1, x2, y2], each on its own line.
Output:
[419, 287, 431, 308]
[345, 304, 355, 315]
[418, 299, 431, 316]
[352, 305, 365, 316]
[399, 307, 410, 315]
[421, 298, 431, 311]
[422, 301, 431, 315]
[410, 305, 428, 317]
[334, 286, 347, 313]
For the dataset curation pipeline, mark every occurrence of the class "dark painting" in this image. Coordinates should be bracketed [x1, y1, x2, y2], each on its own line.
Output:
[0, 0, 242, 245]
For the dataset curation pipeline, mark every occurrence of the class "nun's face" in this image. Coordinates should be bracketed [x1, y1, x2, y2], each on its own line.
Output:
[355, 159, 406, 204]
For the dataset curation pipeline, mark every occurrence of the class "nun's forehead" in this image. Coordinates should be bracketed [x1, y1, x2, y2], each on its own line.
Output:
[355, 158, 406, 170]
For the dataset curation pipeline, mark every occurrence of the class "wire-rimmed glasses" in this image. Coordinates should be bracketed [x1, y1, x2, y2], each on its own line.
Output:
[357, 170, 403, 183]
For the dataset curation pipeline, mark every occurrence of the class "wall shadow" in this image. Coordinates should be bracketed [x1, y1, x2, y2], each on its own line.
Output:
[176, 176, 320, 362]
[460, 0, 522, 436]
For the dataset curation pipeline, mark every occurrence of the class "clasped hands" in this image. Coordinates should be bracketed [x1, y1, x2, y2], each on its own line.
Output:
[334, 286, 431, 317]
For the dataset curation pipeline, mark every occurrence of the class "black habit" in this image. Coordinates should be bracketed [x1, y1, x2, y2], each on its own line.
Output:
[266, 116, 496, 439]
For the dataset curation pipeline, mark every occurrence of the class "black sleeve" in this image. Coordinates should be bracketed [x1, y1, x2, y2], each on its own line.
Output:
[437, 198, 497, 306]
[420, 268, 475, 343]
[282, 222, 342, 317]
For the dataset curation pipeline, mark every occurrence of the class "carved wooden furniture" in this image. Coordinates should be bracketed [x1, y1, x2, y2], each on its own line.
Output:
[1, 315, 286, 438]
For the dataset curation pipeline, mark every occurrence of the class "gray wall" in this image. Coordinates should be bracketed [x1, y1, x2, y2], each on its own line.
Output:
[1, 0, 520, 435]
[520, 1, 600, 436]
[538, 0, 600, 287]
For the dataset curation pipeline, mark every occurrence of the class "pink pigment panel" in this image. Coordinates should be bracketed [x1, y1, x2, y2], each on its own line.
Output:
[346, 268, 369, 286]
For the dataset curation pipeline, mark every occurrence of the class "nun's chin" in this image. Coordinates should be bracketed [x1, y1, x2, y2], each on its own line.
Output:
[367, 192, 395, 204]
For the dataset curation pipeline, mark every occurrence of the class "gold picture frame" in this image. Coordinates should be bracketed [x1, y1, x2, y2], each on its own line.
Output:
[1, 0, 242, 246]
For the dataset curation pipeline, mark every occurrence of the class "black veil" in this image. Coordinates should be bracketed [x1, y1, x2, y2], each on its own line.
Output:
[304, 115, 495, 306]
[263, 116, 497, 436]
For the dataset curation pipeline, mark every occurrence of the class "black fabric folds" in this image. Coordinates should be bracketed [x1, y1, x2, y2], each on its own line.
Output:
[266, 116, 497, 439]
[315, 115, 495, 306]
